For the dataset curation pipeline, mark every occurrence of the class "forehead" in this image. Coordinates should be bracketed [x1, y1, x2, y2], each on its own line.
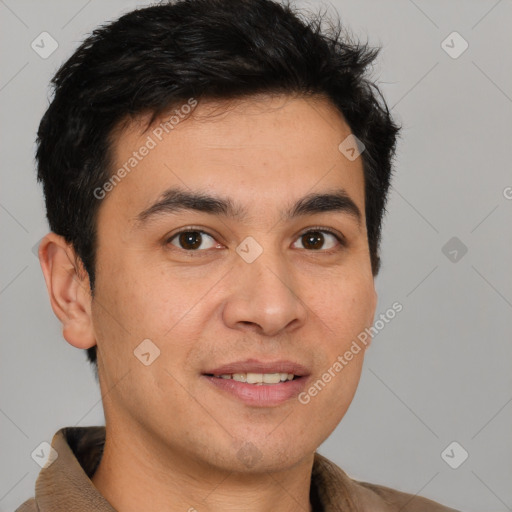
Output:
[103, 94, 366, 224]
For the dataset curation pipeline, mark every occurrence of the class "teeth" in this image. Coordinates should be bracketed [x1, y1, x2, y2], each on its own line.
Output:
[246, 373, 263, 384]
[214, 372, 296, 384]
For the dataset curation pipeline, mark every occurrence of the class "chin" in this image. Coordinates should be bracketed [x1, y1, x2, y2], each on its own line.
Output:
[215, 434, 317, 474]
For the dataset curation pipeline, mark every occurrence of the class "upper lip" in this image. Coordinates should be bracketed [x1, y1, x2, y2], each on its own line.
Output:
[203, 359, 310, 377]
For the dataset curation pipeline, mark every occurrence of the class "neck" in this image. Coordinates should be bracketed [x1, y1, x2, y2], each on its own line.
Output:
[91, 423, 315, 512]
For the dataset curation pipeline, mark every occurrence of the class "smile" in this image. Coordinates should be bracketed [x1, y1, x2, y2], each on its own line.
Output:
[208, 372, 297, 384]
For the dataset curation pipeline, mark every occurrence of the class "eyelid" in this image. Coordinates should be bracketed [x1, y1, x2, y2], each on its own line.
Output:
[295, 225, 347, 249]
[165, 226, 223, 247]
[297, 225, 345, 240]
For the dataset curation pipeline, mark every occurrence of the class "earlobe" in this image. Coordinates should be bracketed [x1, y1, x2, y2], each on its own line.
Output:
[38, 233, 97, 350]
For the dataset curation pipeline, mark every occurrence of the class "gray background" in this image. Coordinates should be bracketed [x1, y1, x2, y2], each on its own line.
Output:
[1, 1, 511, 511]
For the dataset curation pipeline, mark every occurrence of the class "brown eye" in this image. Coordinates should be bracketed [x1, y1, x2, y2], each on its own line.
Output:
[292, 230, 342, 251]
[169, 230, 217, 251]
[302, 231, 324, 250]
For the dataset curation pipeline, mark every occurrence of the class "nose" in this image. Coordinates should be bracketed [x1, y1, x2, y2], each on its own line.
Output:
[222, 248, 308, 337]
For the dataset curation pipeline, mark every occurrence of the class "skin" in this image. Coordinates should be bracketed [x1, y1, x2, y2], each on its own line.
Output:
[39, 94, 377, 512]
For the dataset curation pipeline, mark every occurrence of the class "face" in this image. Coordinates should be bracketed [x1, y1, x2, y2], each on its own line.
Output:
[90, 94, 377, 473]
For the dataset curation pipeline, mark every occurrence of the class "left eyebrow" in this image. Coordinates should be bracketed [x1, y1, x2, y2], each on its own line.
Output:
[134, 186, 362, 228]
[286, 190, 362, 227]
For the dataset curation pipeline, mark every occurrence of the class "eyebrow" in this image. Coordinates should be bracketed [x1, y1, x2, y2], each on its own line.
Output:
[135, 187, 362, 227]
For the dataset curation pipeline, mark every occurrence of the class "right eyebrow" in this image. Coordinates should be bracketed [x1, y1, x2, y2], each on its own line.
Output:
[134, 187, 248, 226]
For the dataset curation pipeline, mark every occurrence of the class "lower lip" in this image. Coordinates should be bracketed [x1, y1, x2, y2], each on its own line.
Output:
[202, 375, 308, 407]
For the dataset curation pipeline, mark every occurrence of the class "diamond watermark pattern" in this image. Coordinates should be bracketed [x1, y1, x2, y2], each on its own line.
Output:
[31, 32, 59, 59]
[31, 441, 58, 468]
[31, 237, 43, 258]
[236, 441, 263, 468]
[441, 441, 468, 469]
[441, 31, 468, 59]
[236, 236, 263, 263]
[442, 236, 468, 263]
[338, 134, 365, 161]
[134, 338, 161, 366]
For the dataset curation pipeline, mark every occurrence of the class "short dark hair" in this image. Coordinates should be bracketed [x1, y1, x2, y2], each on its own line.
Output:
[36, 0, 400, 371]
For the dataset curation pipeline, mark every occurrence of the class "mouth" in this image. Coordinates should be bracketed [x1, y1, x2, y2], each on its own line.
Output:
[203, 358, 309, 377]
[202, 359, 310, 407]
[204, 372, 300, 384]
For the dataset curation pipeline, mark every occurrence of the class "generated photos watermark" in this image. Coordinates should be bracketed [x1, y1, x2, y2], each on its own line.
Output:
[298, 301, 403, 405]
[93, 97, 198, 200]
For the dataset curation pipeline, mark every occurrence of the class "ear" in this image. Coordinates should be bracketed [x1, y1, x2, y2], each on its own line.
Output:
[38, 232, 96, 350]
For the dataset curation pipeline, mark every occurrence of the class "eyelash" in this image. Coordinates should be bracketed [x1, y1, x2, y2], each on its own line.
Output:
[165, 226, 346, 253]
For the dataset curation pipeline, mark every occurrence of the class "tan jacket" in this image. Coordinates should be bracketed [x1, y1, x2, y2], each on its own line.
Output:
[15, 426, 460, 511]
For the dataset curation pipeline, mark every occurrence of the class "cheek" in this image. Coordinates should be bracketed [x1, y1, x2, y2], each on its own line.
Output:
[95, 257, 222, 363]
[308, 271, 375, 343]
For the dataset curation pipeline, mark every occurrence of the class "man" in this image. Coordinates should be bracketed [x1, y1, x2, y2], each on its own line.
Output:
[16, 0, 459, 510]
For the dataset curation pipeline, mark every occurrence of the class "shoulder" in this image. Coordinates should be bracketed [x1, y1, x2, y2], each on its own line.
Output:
[312, 453, 461, 511]
[353, 479, 461, 511]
